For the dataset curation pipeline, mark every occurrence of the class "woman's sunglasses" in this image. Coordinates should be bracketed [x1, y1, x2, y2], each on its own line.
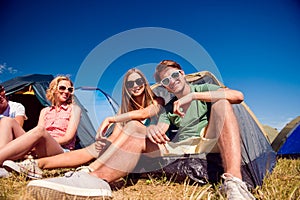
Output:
[58, 85, 74, 93]
[126, 78, 144, 88]
[160, 70, 181, 86]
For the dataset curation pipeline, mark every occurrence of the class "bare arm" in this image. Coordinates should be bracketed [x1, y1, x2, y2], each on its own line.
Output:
[14, 115, 25, 127]
[109, 100, 161, 122]
[174, 88, 244, 117]
[192, 88, 244, 104]
[96, 98, 163, 137]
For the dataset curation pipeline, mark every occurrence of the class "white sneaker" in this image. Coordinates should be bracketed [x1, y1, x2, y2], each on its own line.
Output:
[27, 171, 112, 199]
[221, 173, 256, 200]
[64, 165, 93, 177]
[3, 158, 43, 179]
[0, 167, 10, 178]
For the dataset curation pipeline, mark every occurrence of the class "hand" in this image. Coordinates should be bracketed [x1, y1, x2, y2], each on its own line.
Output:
[95, 135, 108, 152]
[95, 118, 111, 140]
[173, 93, 193, 117]
[146, 125, 170, 144]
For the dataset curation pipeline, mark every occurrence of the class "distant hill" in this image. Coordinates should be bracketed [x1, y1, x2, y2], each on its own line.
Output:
[263, 125, 279, 143]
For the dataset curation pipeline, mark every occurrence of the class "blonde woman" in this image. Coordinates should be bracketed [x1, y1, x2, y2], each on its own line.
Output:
[4, 69, 163, 180]
[1, 76, 81, 178]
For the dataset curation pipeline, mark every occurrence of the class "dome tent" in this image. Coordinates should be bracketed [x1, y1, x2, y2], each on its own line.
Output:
[133, 71, 277, 188]
[272, 116, 300, 158]
[1, 74, 119, 148]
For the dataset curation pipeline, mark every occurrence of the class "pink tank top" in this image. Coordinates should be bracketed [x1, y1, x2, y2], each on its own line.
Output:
[44, 104, 76, 150]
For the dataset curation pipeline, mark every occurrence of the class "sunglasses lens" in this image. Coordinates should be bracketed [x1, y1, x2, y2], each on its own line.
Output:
[135, 78, 144, 86]
[126, 78, 144, 88]
[68, 88, 74, 93]
[161, 71, 181, 86]
[171, 71, 180, 79]
[126, 81, 134, 88]
[58, 86, 73, 93]
[161, 78, 170, 86]
[59, 86, 66, 91]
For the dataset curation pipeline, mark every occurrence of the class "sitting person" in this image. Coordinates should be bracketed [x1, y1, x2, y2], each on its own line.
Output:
[0, 84, 27, 177]
[4, 68, 164, 178]
[0, 76, 81, 179]
[0, 84, 28, 149]
[0, 84, 27, 126]
[25, 61, 255, 200]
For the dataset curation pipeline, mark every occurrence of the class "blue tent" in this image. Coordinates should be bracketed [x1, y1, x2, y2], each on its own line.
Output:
[272, 116, 300, 158]
[1, 74, 119, 148]
[74, 87, 119, 147]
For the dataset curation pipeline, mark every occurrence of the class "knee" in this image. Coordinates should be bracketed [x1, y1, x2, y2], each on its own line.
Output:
[1, 117, 16, 125]
[123, 120, 146, 136]
[211, 99, 234, 116]
[33, 125, 47, 137]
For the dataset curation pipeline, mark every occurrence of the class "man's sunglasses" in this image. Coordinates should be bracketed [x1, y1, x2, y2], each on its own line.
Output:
[160, 70, 181, 86]
[126, 78, 144, 88]
[58, 85, 74, 93]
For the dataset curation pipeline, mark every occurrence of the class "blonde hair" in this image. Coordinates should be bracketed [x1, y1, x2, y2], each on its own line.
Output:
[46, 76, 74, 105]
[120, 68, 155, 114]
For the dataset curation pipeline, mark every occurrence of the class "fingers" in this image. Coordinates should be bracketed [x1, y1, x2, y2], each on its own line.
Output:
[95, 138, 107, 152]
[173, 100, 185, 117]
[147, 127, 170, 144]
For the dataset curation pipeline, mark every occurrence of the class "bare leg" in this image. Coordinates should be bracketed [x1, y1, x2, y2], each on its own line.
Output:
[38, 147, 95, 169]
[0, 117, 26, 149]
[37, 123, 130, 170]
[205, 99, 242, 179]
[89, 121, 151, 182]
[0, 125, 63, 165]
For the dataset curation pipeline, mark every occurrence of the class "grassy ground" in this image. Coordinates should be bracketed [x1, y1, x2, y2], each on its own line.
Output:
[0, 158, 299, 200]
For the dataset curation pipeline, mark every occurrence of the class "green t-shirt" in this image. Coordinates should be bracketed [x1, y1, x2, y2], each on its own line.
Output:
[158, 83, 221, 142]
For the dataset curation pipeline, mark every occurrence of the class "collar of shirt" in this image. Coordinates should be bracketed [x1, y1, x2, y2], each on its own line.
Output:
[49, 103, 69, 111]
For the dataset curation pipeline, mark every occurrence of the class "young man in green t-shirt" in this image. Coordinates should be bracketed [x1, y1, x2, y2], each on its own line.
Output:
[146, 60, 254, 199]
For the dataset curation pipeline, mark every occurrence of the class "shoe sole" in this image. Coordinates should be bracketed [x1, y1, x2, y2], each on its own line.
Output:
[28, 179, 112, 198]
[3, 160, 42, 179]
[0, 168, 10, 178]
[27, 186, 112, 200]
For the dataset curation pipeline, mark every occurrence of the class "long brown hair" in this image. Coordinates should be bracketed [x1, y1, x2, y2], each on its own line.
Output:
[46, 76, 74, 105]
[120, 68, 155, 114]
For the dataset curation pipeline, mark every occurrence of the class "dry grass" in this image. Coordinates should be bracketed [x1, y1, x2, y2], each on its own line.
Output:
[0, 158, 299, 200]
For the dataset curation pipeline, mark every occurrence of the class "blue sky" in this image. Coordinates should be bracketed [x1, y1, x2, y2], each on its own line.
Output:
[0, 0, 299, 130]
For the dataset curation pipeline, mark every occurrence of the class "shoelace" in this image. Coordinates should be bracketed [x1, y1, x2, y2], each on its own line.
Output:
[65, 166, 92, 177]
[21, 155, 37, 172]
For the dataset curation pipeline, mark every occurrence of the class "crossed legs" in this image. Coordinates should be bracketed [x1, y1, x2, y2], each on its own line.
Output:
[0, 119, 63, 165]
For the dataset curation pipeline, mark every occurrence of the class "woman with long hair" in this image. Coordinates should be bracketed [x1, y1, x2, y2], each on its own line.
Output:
[4, 68, 163, 179]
